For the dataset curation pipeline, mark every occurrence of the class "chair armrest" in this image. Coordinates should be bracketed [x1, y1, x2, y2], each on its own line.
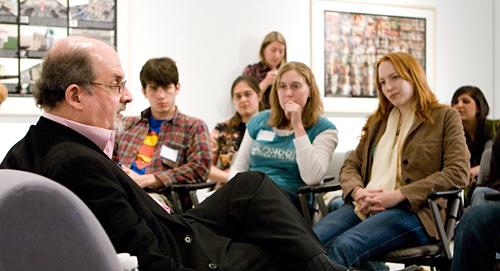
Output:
[172, 182, 216, 192]
[427, 189, 463, 260]
[484, 193, 500, 201]
[298, 182, 341, 194]
[324, 176, 335, 182]
[427, 189, 462, 200]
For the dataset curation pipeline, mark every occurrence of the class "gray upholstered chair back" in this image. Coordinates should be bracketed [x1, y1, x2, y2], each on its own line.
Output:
[477, 148, 492, 186]
[0, 169, 121, 271]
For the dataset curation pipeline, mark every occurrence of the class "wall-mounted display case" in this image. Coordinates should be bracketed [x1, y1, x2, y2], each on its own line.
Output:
[0, 0, 117, 97]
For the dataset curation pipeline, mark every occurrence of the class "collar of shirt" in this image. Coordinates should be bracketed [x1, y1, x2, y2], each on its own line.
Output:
[43, 112, 116, 159]
[141, 106, 177, 123]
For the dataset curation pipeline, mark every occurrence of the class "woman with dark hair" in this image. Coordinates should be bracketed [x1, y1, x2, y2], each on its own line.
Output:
[209, 75, 262, 189]
[243, 31, 287, 109]
[313, 52, 469, 270]
[451, 86, 500, 185]
[230, 62, 338, 212]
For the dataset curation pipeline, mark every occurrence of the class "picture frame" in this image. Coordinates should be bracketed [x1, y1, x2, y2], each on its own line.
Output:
[311, 0, 435, 113]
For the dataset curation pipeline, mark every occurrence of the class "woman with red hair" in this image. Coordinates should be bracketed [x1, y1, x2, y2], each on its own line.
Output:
[313, 52, 469, 269]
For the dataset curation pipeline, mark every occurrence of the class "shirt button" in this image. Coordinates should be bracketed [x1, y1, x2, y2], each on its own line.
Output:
[208, 263, 217, 269]
[184, 235, 192, 243]
[405, 178, 411, 184]
[403, 160, 409, 165]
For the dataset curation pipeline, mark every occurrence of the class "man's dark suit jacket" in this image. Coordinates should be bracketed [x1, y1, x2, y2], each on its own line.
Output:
[1, 117, 324, 271]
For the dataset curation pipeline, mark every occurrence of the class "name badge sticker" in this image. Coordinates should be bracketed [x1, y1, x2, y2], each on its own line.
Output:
[160, 145, 179, 162]
[256, 130, 276, 142]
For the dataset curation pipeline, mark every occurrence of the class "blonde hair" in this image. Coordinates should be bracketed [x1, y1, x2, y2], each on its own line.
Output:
[268, 62, 323, 128]
[0, 83, 7, 104]
[259, 31, 287, 68]
[361, 52, 445, 142]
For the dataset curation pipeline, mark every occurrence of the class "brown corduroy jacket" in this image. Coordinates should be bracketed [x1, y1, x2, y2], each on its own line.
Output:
[340, 106, 470, 238]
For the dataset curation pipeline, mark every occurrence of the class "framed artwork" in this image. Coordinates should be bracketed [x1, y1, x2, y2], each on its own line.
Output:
[311, 0, 435, 113]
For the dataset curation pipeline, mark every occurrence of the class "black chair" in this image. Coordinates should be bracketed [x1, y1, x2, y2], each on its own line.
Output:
[170, 182, 216, 214]
[299, 179, 462, 271]
[372, 190, 462, 271]
[484, 193, 500, 201]
[298, 181, 340, 226]
[298, 150, 351, 225]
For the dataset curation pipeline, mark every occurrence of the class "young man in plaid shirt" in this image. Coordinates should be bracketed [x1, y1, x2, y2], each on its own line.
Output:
[114, 57, 212, 212]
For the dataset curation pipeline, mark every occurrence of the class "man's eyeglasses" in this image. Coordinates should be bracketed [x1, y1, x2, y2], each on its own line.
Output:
[90, 80, 127, 93]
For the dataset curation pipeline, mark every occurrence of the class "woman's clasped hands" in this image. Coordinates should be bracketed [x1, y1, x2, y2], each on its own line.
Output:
[352, 187, 406, 215]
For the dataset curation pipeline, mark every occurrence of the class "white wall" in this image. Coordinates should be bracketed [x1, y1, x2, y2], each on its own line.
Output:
[0, 0, 497, 158]
[124, 0, 312, 126]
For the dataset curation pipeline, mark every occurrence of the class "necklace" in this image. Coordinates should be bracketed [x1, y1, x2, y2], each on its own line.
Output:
[396, 123, 401, 136]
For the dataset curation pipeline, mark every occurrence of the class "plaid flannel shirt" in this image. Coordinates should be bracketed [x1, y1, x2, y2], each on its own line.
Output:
[114, 107, 212, 191]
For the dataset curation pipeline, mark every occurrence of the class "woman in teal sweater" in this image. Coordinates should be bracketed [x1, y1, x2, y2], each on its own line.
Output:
[230, 62, 339, 212]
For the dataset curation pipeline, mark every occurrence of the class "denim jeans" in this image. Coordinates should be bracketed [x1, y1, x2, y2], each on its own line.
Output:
[313, 203, 429, 270]
[471, 186, 500, 207]
[465, 187, 500, 261]
[451, 202, 500, 271]
[327, 196, 344, 213]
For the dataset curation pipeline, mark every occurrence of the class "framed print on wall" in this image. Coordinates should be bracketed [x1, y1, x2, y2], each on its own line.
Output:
[311, 0, 435, 113]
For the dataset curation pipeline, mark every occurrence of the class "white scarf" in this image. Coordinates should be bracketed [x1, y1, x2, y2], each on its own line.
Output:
[354, 107, 415, 220]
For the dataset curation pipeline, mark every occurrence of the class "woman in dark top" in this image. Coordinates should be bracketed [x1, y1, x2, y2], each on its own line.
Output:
[209, 75, 262, 189]
[451, 86, 500, 202]
[243, 31, 286, 109]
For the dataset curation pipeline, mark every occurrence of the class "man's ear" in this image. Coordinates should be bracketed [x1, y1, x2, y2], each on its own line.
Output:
[174, 83, 180, 95]
[142, 87, 147, 98]
[65, 84, 85, 111]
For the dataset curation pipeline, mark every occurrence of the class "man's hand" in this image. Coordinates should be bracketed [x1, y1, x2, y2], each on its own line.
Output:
[120, 165, 164, 189]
